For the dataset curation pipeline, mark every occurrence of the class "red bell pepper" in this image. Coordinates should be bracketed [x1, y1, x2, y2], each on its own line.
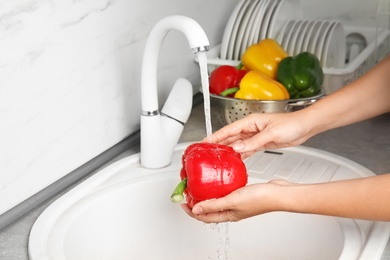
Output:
[209, 64, 247, 97]
[171, 143, 248, 209]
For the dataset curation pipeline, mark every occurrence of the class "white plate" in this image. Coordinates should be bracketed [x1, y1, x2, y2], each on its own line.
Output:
[226, 0, 251, 60]
[275, 19, 293, 46]
[220, 0, 247, 59]
[300, 21, 315, 52]
[286, 20, 304, 55]
[247, 0, 265, 46]
[253, 0, 270, 43]
[267, 0, 303, 39]
[293, 20, 309, 55]
[301, 20, 317, 51]
[237, 0, 261, 59]
[322, 22, 346, 68]
[280, 20, 297, 51]
[315, 21, 334, 64]
[260, 0, 279, 40]
[308, 21, 327, 54]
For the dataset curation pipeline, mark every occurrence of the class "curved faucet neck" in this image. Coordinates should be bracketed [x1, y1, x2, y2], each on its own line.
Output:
[141, 15, 210, 114]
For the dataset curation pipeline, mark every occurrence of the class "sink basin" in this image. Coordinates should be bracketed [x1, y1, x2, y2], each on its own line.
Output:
[28, 144, 390, 260]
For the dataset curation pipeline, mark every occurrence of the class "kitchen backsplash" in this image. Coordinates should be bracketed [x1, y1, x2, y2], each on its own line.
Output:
[0, 0, 239, 215]
[0, 0, 386, 215]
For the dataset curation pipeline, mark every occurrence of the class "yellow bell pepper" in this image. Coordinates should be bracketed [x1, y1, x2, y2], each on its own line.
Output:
[241, 38, 288, 79]
[234, 70, 290, 100]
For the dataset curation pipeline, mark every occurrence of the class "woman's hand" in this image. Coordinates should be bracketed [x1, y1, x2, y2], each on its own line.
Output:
[181, 180, 294, 223]
[204, 112, 313, 159]
[183, 174, 390, 223]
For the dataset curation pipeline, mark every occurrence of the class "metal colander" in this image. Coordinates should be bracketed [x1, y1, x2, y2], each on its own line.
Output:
[209, 91, 324, 125]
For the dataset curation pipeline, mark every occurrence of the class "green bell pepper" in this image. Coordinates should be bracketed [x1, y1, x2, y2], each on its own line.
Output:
[276, 52, 323, 99]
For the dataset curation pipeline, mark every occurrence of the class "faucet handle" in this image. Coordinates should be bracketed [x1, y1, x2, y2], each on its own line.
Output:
[161, 78, 193, 124]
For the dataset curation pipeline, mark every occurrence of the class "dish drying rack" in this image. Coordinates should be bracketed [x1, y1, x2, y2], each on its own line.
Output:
[323, 26, 389, 93]
[196, 26, 389, 94]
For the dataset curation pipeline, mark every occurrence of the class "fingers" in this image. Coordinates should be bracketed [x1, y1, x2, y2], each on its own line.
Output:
[190, 197, 238, 223]
[192, 199, 225, 215]
[192, 211, 233, 223]
[203, 126, 242, 145]
[180, 204, 195, 217]
[233, 125, 283, 152]
[203, 116, 255, 144]
[180, 198, 236, 223]
[203, 115, 277, 154]
[228, 135, 276, 156]
[191, 207, 235, 224]
[239, 150, 256, 160]
[203, 112, 307, 156]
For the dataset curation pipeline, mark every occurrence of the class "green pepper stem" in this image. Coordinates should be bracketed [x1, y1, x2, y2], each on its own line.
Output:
[170, 178, 187, 203]
[236, 62, 244, 70]
[220, 87, 239, 97]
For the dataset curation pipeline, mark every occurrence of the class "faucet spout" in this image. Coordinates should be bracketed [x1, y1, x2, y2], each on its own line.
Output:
[140, 15, 210, 169]
[141, 15, 210, 114]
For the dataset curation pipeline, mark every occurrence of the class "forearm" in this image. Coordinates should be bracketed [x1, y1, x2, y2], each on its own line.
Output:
[278, 174, 390, 221]
[300, 55, 390, 136]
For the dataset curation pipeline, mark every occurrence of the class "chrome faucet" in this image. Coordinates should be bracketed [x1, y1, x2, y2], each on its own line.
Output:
[140, 15, 210, 169]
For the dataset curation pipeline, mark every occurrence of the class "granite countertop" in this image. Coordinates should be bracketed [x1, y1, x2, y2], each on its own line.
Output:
[1, 100, 390, 259]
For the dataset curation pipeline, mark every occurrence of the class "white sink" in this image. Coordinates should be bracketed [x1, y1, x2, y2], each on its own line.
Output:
[28, 144, 390, 260]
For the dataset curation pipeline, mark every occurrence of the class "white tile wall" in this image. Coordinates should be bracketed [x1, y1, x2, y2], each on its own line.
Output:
[0, 0, 238, 215]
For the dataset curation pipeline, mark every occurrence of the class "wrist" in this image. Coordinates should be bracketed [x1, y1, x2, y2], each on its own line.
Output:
[262, 180, 299, 212]
[265, 181, 316, 214]
[295, 103, 331, 138]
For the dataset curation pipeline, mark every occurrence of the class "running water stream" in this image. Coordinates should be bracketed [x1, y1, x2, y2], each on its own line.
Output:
[197, 52, 213, 137]
[197, 52, 230, 260]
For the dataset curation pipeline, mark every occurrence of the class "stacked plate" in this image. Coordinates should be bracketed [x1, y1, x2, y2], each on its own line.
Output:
[220, 0, 303, 60]
[276, 19, 346, 68]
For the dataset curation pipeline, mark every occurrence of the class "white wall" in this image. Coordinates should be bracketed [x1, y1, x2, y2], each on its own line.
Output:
[0, 0, 238, 215]
[300, 0, 389, 28]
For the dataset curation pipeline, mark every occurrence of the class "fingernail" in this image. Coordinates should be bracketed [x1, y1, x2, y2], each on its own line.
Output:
[232, 142, 245, 151]
[192, 205, 203, 214]
[202, 137, 211, 143]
